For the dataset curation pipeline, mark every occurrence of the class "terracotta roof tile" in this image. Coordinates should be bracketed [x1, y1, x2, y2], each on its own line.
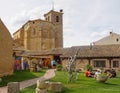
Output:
[61, 44, 120, 58]
[14, 44, 120, 58]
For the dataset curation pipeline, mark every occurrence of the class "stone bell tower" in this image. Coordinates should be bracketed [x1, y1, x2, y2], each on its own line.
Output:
[44, 9, 63, 48]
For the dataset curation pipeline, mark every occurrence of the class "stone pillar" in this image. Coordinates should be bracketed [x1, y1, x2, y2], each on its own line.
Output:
[7, 82, 20, 93]
[36, 80, 49, 93]
[108, 58, 112, 69]
[37, 80, 48, 89]
[36, 88, 47, 93]
[48, 82, 62, 92]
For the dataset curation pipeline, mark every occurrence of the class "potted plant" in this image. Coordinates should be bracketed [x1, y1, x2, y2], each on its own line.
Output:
[96, 73, 108, 83]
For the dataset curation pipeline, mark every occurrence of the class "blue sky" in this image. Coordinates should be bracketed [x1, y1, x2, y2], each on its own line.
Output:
[1, 0, 120, 47]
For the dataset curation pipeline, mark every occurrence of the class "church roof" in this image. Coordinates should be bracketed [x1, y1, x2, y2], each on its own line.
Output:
[44, 10, 63, 16]
[13, 18, 53, 35]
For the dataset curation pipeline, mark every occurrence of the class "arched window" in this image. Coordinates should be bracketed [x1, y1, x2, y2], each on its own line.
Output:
[33, 28, 36, 35]
[116, 38, 119, 42]
[56, 16, 59, 22]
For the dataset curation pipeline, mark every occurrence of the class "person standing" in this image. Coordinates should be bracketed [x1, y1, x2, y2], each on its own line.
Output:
[51, 59, 57, 69]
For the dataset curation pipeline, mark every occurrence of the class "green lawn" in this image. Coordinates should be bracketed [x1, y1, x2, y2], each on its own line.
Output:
[0, 70, 46, 87]
[20, 71, 120, 93]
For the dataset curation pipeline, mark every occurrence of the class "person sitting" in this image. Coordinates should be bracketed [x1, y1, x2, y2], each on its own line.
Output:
[94, 70, 101, 79]
[104, 69, 116, 78]
[85, 69, 89, 77]
[85, 69, 94, 77]
[111, 69, 116, 77]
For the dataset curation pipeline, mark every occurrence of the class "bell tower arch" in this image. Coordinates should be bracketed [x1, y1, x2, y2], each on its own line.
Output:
[44, 9, 63, 48]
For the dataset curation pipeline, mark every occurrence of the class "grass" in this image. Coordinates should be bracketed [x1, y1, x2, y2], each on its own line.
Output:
[20, 85, 36, 93]
[20, 71, 120, 93]
[0, 70, 46, 87]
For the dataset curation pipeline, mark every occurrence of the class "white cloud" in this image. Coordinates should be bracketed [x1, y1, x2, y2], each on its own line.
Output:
[9, 6, 51, 33]
[1, 0, 120, 47]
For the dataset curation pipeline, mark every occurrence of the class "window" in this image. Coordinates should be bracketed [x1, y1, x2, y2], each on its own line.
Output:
[33, 28, 36, 35]
[33, 21, 35, 24]
[94, 60, 106, 67]
[113, 61, 119, 68]
[56, 16, 59, 22]
[116, 38, 119, 42]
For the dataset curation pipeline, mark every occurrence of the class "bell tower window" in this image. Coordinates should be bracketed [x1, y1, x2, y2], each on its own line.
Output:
[56, 16, 59, 22]
[116, 38, 119, 42]
[33, 28, 36, 35]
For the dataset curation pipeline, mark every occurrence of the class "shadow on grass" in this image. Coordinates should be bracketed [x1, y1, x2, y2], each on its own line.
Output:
[104, 82, 118, 86]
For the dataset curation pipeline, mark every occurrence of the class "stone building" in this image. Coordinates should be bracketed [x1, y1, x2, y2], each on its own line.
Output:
[0, 19, 13, 77]
[13, 10, 63, 51]
[13, 9, 120, 71]
[94, 32, 120, 45]
[61, 45, 120, 71]
[16, 44, 120, 71]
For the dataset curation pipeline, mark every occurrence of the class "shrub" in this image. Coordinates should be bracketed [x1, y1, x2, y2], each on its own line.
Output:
[56, 64, 62, 71]
[84, 64, 92, 71]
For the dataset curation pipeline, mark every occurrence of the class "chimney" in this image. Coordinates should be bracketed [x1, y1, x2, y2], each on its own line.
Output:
[90, 43, 93, 50]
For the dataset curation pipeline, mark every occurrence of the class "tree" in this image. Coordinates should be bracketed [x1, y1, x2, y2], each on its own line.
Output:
[84, 64, 92, 71]
[66, 48, 80, 83]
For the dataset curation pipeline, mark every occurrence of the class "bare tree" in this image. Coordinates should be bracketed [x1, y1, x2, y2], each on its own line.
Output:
[66, 48, 80, 83]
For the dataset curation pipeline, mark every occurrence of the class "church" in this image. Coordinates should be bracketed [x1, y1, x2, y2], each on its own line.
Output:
[13, 9, 120, 71]
[13, 9, 64, 70]
[13, 9, 63, 51]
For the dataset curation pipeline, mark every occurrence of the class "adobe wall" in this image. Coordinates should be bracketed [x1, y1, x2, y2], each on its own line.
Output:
[0, 19, 13, 77]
